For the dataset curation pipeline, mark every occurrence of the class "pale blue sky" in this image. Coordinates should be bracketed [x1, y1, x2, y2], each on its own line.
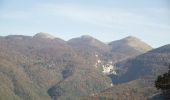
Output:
[0, 0, 170, 47]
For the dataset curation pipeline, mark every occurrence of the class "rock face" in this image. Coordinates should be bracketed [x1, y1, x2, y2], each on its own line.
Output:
[102, 64, 117, 75]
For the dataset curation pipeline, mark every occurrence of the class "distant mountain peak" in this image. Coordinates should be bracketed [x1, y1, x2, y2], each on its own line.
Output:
[124, 36, 140, 41]
[68, 35, 96, 43]
[81, 35, 93, 39]
[68, 34, 110, 52]
[33, 32, 56, 39]
[109, 36, 152, 54]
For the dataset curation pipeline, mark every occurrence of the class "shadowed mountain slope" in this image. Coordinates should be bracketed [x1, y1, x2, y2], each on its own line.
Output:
[90, 44, 170, 100]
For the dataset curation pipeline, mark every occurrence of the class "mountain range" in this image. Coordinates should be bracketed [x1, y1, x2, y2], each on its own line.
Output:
[0, 32, 169, 100]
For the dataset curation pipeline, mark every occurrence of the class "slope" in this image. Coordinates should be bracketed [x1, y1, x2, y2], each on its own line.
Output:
[89, 44, 170, 100]
[0, 33, 112, 100]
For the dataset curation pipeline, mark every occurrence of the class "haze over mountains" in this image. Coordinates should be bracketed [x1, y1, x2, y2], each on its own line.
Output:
[0, 32, 169, 100]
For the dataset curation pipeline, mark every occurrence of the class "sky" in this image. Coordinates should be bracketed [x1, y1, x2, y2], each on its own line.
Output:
[0, 0, 170, 47]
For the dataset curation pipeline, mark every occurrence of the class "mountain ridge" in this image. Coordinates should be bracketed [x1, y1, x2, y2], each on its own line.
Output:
[0, 33, 162, 100]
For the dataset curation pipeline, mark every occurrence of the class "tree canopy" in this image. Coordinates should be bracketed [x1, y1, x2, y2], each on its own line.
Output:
[155, 64, 170, 99]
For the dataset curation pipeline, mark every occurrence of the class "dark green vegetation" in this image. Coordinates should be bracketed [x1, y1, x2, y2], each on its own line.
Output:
[155, 64, 170, 99]
[1, 32, 169, 100]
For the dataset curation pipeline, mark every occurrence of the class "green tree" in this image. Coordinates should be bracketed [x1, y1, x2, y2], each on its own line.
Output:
[155, 64, 170, 99]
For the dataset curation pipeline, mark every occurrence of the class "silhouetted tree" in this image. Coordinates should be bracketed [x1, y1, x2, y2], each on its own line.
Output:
[155, 64, 170, 99]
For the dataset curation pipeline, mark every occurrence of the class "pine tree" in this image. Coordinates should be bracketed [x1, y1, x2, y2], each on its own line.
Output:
[155, 64, 170, 99]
